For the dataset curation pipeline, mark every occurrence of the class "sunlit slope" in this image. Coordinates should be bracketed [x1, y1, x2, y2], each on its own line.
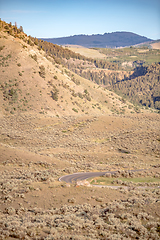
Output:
[0, 30, 137, 117]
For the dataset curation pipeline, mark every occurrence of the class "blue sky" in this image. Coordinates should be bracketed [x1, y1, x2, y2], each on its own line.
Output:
[0, 0, 160, 40]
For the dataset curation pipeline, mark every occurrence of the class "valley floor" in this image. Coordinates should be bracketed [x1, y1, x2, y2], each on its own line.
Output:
[0, 112, 160, 239]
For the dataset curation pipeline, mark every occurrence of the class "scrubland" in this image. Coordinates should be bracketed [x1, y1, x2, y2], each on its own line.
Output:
[0, 21, 160, 239]
[0, 112, 160, 239]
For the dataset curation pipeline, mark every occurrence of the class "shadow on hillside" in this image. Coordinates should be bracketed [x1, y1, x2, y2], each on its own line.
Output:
[117, 65, 147, 84]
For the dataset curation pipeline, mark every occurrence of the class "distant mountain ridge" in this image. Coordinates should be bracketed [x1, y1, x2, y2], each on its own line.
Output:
[41, 32, 152, 48]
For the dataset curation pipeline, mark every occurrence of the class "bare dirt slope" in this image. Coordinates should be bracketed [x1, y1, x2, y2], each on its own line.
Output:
[0, 28, 160, 240]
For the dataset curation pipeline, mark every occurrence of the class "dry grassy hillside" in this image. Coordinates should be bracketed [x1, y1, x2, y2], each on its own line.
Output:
[0, 21, 160, 240]
[0, 30, 140, 117]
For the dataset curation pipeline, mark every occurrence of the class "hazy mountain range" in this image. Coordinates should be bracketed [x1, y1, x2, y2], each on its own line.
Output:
[41, 31, 152, 48]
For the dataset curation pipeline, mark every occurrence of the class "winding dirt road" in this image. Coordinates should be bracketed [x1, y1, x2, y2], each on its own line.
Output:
[59, 169, 145, 183]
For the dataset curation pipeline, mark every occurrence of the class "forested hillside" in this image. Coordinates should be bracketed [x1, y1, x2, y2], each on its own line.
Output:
[110, 63, 160, 109]
[37, 39, 160, 110]
[37, 39, 119, 70]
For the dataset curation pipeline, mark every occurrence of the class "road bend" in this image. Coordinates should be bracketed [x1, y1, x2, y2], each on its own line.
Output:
[59, 169, 146, 183]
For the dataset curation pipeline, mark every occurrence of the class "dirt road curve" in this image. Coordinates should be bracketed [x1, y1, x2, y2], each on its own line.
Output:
[59, 169, 145, 183]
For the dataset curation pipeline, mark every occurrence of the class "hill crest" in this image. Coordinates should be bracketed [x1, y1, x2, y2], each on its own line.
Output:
[41, 31, 152, 48]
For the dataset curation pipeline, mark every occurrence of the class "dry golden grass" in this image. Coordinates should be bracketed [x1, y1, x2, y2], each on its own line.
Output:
[66, 46, 107, 59]
[151, 42, 160, 49]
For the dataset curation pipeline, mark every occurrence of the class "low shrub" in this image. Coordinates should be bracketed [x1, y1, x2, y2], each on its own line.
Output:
[39, 65, 45, 78]
[30, 54, 37, 62]
[51, 85, 59, 101]
[72, 108, 78, 113]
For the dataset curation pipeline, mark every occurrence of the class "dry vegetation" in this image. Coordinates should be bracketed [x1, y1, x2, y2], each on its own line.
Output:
[0, 112, 159, 239]
[65, 46, 107, 59]
[0, 20, 160, 239]
[151, 42, 160, 50]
